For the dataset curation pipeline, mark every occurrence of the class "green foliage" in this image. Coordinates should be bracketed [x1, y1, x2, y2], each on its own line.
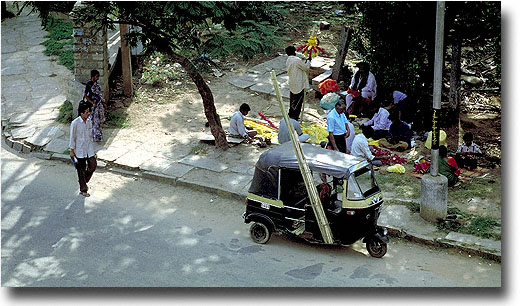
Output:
[56, 101, 73, 124]
[41, 17, 74, 71]
[437, 215, 501, 240]
[203, 20, 286, 60]
[190, 144, 209, 155]
[139, 52, 183, 86]
[350, 1, 500, 130]
[464, 217, 500, 240]
[105, 111, 130, 128]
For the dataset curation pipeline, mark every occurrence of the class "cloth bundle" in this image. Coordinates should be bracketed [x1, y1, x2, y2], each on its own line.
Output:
[318, 79, 340, 95]
[319, 92, 340, 110]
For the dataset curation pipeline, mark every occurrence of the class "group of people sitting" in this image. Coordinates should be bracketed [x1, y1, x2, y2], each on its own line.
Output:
[436, 132, 482, 187]
[227, 56, 483, 188]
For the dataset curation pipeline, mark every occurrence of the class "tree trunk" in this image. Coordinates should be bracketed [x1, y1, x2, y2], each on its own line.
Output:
[171, 53, 229, 150]
[448, 38, 462, 126]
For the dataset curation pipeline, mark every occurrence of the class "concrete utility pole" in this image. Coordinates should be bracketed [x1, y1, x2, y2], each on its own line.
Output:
[119, 23, 133, 96]
[420, 1, 448, 222]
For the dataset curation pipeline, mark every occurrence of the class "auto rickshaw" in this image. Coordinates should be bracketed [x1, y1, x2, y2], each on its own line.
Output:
[243, 142, 389, 258]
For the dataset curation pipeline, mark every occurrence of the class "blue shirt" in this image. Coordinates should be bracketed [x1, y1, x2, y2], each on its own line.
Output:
[327, 108, 347, 135]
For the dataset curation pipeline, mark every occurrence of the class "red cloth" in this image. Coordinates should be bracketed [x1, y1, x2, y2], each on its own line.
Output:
[347, 88, 360, 98]
[318, 79, 340, 95]
[447, 157, 461, 176]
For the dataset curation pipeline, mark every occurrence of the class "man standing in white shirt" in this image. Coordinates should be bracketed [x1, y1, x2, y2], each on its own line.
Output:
[286, 46, 311, 120]
[229, 103, 257, 142]
[69, 101, 97, 197]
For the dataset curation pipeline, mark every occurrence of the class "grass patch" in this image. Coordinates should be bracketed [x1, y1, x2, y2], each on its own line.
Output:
[376, 164, 421, 198]
[448, 178, 500, 204]
[41, 17, 74, 71]
[105, 111, 130, 128]
[190, 144, 209, 155]
[56, 101, 74, 124]
[463, 217, 501, 240]
[437, 214, 501, 240]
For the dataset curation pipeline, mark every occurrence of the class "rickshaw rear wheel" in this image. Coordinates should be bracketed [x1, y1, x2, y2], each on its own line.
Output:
[366, 240, 387, 258]
[250, 222, 271, 244]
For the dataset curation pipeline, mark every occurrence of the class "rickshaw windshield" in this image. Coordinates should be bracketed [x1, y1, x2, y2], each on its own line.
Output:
[353, 167, 379, 198]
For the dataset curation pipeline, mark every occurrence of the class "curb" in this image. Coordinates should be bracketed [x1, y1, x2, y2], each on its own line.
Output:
[386, 227, 501, 262]
[1, 130, 501, 262]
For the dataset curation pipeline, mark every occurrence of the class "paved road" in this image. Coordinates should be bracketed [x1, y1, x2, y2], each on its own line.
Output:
[1, 144, 500, 287]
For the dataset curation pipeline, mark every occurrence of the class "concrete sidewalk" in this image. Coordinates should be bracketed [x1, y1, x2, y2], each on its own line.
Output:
[1, 10, 501, 262]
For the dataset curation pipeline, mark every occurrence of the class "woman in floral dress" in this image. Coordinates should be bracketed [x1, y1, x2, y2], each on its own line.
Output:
[83, 69, 105, 142]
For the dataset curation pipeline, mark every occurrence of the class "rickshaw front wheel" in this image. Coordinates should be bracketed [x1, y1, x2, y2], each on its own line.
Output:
[366, 240, 387, 258]
[250, 222, 271, 244]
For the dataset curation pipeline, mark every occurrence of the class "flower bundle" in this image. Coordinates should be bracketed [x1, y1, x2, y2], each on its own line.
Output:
[413, 160, 431, 174]
[297, 36, 325, 58]
[258, 112, 278, 130]
[371, 146, 407, 165]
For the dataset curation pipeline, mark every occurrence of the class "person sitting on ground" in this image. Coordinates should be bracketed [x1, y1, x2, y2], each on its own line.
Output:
[379, 112, 412, 151]
[350, 125, 387, 166]
[455, 132, 482, 170]
[433, 145, 460, 187]
[278, 114, 310, 144]
[386, 90, 410, 123]
[346, 62, 377, 116]
[326, 101, 350, 153]
[229, 103, 257, 142]
[361, 99, 393, 140]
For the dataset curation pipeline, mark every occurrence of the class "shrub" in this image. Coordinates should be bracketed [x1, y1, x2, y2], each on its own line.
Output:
[41, 17, 74, 71]
[139, 52, 183, 86]
[202, 20, 287, 60]
[105, 111, 130, 128]
[56, 101, 73, 124]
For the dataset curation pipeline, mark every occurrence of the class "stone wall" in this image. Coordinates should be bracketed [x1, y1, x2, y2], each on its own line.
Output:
[72, 22, 109, 101]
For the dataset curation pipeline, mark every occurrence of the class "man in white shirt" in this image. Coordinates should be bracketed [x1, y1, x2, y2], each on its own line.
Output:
[278, 114, 310, 144]
[286, 46, 311, 120]
[362, 100, 393, 139]
[351, 125, 384, 166]
[346, 62, 377, 115]
[345, 115, 356, 154]
[229, 103, 257, 142]
[69, 101, 97, 197]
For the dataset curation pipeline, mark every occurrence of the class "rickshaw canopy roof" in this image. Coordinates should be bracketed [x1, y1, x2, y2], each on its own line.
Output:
[256, 142, 367, 178]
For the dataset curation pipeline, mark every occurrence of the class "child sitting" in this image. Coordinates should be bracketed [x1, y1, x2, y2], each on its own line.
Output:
[432, 145, 460, 187]
[455, 132, 482, 170]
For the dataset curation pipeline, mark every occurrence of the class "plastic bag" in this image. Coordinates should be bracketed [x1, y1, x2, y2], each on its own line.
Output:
[320, 92, 340, 110]
[386, 164, 406, 173]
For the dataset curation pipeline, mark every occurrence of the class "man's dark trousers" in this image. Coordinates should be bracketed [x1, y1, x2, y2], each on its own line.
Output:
[289, 90, 304, 120]
[76, 156, 97, 192]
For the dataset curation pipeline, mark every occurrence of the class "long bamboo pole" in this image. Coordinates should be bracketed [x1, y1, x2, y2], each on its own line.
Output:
[271, 71, 334, 244]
